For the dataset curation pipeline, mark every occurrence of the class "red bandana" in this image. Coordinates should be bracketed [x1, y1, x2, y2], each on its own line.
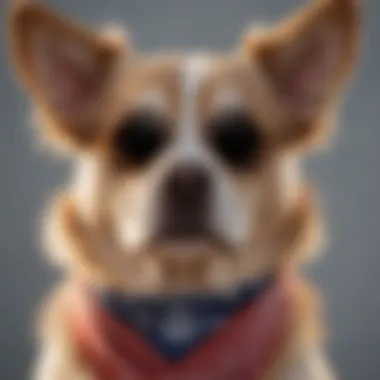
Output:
[67, 271, 295, 380]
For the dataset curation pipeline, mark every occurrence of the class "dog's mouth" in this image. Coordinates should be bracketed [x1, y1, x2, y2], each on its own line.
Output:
[155, 233, 232, 253]
[152, 221, 233, 254]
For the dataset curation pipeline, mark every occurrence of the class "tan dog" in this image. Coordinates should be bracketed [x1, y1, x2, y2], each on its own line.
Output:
[8, 0, 360, 379]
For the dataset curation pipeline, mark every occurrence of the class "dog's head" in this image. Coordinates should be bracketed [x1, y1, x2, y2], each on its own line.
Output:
[9, 0, 360, 293]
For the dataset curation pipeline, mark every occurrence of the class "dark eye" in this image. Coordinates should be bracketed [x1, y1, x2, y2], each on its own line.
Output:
[208, 110, 264, 169]
[113, 110, 169, 167]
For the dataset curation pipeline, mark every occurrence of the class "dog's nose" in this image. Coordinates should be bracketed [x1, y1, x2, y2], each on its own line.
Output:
[160, 162, 211, 238]
[165, 162, 210, 205]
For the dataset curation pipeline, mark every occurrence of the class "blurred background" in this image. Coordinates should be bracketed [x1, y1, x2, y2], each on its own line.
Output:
[0, 0, 378, 379]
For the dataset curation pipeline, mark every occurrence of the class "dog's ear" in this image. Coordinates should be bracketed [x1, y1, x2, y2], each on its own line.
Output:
[9, 2, 124, 149]
[243, 0, 361, 149]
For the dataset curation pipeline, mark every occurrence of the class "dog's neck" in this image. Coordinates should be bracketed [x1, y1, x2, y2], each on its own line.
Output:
[93, 273, 275, 361]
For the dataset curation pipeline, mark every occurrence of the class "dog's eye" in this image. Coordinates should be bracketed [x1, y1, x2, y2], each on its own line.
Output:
[113, 111, 169, 167]
[208, 111, 264, 169]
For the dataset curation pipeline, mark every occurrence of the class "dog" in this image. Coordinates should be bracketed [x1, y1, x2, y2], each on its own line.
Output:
[8, 0, 360, 379]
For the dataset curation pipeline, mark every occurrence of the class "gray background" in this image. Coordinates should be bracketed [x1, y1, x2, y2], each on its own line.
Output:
[0, 0, 378, 379]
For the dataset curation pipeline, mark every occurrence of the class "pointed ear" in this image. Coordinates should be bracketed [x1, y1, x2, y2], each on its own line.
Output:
[9, 2, 124, 148]
[243, 0, 361, 148]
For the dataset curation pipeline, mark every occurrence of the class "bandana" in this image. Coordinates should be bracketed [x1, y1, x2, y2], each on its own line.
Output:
[96, 274, 274, 361]
[67, 270, 295, 380]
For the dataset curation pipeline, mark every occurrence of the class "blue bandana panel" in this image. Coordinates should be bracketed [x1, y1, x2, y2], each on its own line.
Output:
[96, 275, 274, 361]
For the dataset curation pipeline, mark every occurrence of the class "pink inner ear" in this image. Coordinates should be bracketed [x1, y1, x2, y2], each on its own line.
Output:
[34, 36, 99, 118]
[281, 31, 338, 116]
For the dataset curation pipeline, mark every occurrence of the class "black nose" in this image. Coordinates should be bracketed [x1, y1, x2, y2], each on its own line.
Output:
[166, 163, 210, 204]
[160, 162, 211, 238]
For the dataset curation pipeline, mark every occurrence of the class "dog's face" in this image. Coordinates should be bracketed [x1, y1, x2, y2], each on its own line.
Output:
[9, 1, 359, 292]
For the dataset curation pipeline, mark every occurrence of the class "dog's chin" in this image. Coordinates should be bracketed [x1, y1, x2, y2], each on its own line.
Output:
[110, 231, 249, 293]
